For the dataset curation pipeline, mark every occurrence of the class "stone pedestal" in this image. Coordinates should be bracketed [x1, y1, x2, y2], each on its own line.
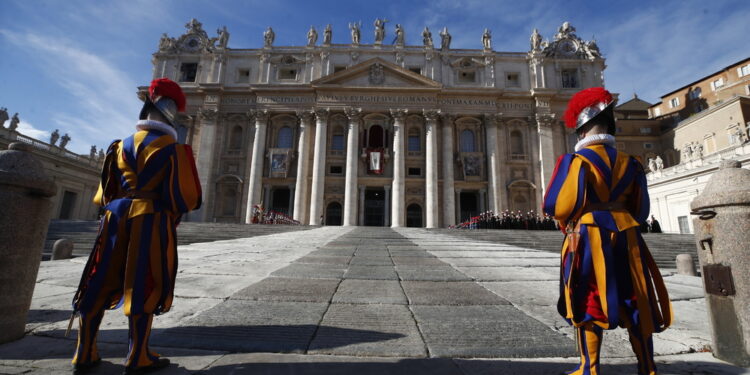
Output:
[676, 254, 696, 276]
[0, 143, 56, 344]
[51, 239, 74, 260]
[691, 160, 750, 366]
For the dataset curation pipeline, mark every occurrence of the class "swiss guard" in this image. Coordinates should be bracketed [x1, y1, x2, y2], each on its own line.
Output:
[70, 78, 202, 374]
[543, 87, 672, 375]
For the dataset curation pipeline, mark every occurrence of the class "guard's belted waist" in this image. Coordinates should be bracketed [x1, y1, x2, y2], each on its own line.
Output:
[118, 190, 161, 200]
[584, 202, 626, 212]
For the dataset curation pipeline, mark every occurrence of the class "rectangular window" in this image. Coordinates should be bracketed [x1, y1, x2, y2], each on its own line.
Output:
[678, 216, 690, 234]
[652, 107, 661, 117]
[458, 71, 476, 83]
[644, 143, 654, 149]
[616, 126, 623, 134]
[640, 127, 652, 134]
[329, 165, 343, 175]
[237, 68, 250, 83]
[669, 97, 680, 108]
[407, 167, 421, 176]
[331, 135, 344, 150]
[179, 63, 198, 82]
[408, 136, 421, 152]
[506, 73, 520, 87]
[561, 69, 579, 88]
[278, 68, 297, 80]
[738, 65, 750, 77]
[408, 66, 422, 75]
[333, 65, 346, 73]
[711, 78, 725, 90]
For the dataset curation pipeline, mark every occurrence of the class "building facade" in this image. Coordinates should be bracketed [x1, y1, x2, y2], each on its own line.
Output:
[150, 19, 606, 227]
[0, 124, 101, 221]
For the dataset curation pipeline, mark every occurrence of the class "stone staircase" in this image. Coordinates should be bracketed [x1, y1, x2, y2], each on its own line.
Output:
[43, 220, 313, 260]
[438, 228, 698, 271]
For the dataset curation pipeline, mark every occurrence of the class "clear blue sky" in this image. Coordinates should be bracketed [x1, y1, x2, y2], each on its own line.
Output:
[1, 0, 748, 154]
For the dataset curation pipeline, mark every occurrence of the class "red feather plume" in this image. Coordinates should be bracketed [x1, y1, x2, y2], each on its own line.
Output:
[562, 87, 613, 128]
[149, 78, 186, 112]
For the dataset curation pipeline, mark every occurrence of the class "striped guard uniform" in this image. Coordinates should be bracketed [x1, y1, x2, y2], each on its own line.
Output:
[543, 143, 672, 375]
[71, 128, 201, 369]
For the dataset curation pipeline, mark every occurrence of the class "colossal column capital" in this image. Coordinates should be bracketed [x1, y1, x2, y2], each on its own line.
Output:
[423, 109, 441, 122]
[295, 109, 315, 124]
[389, 108, 408, 121]
[483, 112, 505, 127]
[344, 107, 362, 122]
[440, 112, 456, 125]
[249, 109, 270, 123]
[535, 113, 556, 128]
[197, 108, 219, 121]
[314, 108, 330, 122]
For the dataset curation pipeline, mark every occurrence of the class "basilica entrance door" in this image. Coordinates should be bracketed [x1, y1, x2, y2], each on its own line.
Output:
[459, 191, 479, 223]
[364, 188, 386, 226]
[325, 202, 342, 226]
[270, 187, 291, 216]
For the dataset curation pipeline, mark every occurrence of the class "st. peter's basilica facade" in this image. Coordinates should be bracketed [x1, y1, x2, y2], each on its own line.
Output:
[147, 19, 606, 227]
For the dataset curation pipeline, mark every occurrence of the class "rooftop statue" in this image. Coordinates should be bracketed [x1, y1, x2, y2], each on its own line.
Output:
[307, 25, 318, 47]
[60, 133, 71, 149]
[323, 24, 332, 45]
[422, 27, 433, 47]
[530, 28, 542, 51]
[216, 26, 229, 49]
[263, 27, 275, 47]
[482, 28, 492, 50]
[349, 22, 361, 45]
[0, 107, 7, 128]
[394, 24, 405, 46]
[439, 27, 451, 50]
[8, 113, 19, 131]
[373, 18, 387, 45]
[50, 129, 60, 145]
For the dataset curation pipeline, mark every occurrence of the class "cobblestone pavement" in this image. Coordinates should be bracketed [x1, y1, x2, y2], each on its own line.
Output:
[1, 227, 747, 374]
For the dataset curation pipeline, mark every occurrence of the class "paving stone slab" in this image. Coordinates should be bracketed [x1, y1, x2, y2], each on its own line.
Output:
[481, 281, 558, 306]
[152, 300, 329, 352]
[308, 304, 426, 357]
[391, 257, 449, 266]
[307, 249, 357, 257]
[271, 263, 346, 279]
[411, 305, 574, 358]
[332, 280, 408, 305]
[441, 257, 559, 267]
[455, 266, 559, 281]
[402, 281, 510, 306]
[344, 266, 399, 280]
[389, 251, 436, 258]
[173, 274, 264, 298]
[349, 256, 394, 266]
[396, 266, 472, 281]
[232, 277, 341, 303]
[295, 255, 352, 266]
[204, 353, 462, 375]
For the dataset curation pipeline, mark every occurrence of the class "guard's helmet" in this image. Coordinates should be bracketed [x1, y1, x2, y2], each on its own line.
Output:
[563, 87, 616, 135]
[139, 78, 186, 127]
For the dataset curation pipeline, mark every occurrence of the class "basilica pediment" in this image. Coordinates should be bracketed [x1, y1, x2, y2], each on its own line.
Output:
[312, 58, 441, 89]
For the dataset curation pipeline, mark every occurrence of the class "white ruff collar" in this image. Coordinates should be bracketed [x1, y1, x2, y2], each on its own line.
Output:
[574, 133, 616, 152]
[136, 119, 178, 140]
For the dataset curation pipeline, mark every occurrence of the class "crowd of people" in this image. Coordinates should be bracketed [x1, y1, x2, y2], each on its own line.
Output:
[250, 204, 300, 225]
[452, 210, 559, 230]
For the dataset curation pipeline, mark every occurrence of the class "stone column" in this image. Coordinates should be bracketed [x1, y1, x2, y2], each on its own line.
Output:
[536, 114, 557, 200]
[424, 109, 440, 228]
[358, 185, 366, 225]
[194, 108, 219, 222]
[484, 114, 500, 213]
[244, 110, 269, 223]
[384, 185, 391, 227]
[309, 108, 329, 225]
[455, 188, 462, 224]
[441, 113, 457, 227]
[495, 116, 508, 210]
[390, 109, 408, 227]
[479, 189, 486, 212]
[343, 107, 362, 226]
[288, 185, 295, 217]
[293, 110, 313, 224]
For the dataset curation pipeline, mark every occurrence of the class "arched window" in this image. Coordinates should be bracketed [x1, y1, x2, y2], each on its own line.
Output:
[331, 126, 345, 151]
[277, 126, 293, 148]
[510, 130, 524, 155]
[460, 129, 475, 152]
[222, 185, 238, 216]
[368, 125, 384, 148]
[228, 126, 243, 150]
[408, 127, 421, 152]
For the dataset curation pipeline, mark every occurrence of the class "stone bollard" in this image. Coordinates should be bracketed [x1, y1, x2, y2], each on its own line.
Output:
[0, 142, 56, 344]
[691, 160, 750, 366]
[51, 238, 74, 260]
[675, 253, 697, 276]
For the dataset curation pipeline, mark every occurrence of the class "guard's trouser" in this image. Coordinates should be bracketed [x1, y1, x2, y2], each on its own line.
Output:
[72, 311, 160, 369]
[566, 323, 657, 375]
